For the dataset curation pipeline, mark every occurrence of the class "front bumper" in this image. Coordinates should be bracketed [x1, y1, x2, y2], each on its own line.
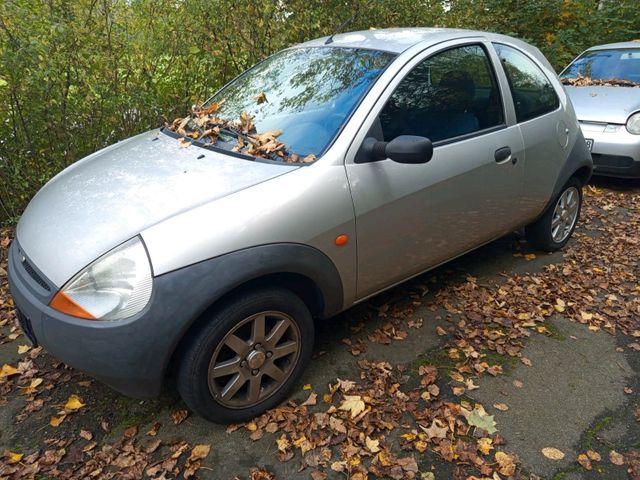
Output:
[579, 121, 640, 178]
[7, 240, 199, 398]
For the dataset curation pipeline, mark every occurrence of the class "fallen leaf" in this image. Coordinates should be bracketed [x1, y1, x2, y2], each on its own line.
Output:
[365, 436, 380, 453]
[493, 402, 509, 411]
[17, 345, 31, 354]
[5, 451, 23, 464]
[467, 407, 497, 434]
[587, 450, 601, 461]
[495, 451, 517, 475]
[79, 430, 93, 441]
[301, 391, 317, 407]
[171, 409, 189, 425]
[64, 395, 85, 410]
[50, 415, 66, 427]
[542, 447, 565, 460]
[339, 395, 365, 418]
[578, 453, 592, 470]
[609, 450, 625, 465]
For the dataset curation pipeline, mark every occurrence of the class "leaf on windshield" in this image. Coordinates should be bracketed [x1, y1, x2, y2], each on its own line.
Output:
[166, 103, 314, 164]
[255, 91, 268, 104]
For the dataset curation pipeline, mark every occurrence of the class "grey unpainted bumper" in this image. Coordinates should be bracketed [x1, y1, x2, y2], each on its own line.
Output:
[7, 240, 343, 398]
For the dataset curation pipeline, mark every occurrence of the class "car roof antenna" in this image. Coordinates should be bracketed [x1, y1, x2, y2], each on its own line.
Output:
[324, 8, 362, 45]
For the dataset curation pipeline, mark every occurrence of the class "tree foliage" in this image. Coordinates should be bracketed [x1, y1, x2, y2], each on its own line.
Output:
[0, 0, 638, 224]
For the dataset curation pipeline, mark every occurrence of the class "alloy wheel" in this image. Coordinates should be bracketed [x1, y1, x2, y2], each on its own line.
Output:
[551, 186, 580, 243]
[207, 311, 301, 409]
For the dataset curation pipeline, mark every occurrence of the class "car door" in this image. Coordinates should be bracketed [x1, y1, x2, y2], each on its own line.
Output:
[492, 43, 567, 219]
[345, 41, 525, 299]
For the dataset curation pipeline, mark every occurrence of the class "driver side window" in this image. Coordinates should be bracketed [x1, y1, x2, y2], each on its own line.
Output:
[379, 44, 504, 143]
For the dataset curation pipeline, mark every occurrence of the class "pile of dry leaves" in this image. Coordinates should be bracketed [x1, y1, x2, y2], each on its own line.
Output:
[167, 97, 315, 164]
[561, 75, 640, 88]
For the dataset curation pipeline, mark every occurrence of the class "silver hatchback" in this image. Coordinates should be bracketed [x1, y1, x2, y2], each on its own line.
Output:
[561, 41, 640, 178]
[8, 28, 592, 423]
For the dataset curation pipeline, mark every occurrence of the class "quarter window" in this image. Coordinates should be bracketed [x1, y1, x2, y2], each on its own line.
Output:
[379, 44, 504, 143]
[494, 44, 559, 122]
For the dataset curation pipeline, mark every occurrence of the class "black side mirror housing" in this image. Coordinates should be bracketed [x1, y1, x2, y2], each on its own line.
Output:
[362, 135, 433, 164]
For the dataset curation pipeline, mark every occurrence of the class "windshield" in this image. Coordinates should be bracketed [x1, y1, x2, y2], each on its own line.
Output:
[204, 47, 395, 158]
[561, 48, 640, 86]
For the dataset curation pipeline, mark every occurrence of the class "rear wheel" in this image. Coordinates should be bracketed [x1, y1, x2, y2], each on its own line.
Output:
[525, 177, 582, 251]
[177, 288, 314, 423]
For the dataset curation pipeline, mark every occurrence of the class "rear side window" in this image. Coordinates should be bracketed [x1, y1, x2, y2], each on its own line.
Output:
[494, 44, 559, 122]
[379, 44, 504, 143]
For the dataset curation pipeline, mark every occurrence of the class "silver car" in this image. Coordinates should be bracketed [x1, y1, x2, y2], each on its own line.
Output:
[561, 41, 640, 177]
[8, 28, 592, 423]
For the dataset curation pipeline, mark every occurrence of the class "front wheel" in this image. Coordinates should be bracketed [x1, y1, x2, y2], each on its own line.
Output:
[525, 177, 583, 252]
[177, 288, 314, 423]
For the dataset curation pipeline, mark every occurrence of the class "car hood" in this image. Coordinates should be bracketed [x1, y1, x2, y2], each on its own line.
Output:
[564, 85, 640, 124]
[16, 130, 298, 287]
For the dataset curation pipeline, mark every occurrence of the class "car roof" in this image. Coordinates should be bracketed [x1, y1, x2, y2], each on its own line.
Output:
[587, 41, 640, 51]
[297, 27, 526, 54]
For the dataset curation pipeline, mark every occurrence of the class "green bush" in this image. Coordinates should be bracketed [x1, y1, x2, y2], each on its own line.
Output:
[1, 0, 638, 225]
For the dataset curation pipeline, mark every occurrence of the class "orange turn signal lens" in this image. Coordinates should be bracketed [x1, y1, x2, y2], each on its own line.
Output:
[334, 234, 349, 246]
[49, 291, 96, 320]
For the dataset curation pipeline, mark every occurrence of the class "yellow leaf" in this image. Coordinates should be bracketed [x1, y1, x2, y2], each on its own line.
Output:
[64, 395, 85, 410]
[378, 451, 393, 467]
[580, 311, 594, 321]
[188, 444, 211, 462]
[478, 437, 493, 455]
[50, 415, 66, 427]
[17, 345, 31, 354]
[524, 253, 536, 261]
[339, 395, 365, 418]
[0, 364, 19, 378]
[303, 384, 312, 390]
[21, 377, 43, 395]
[276, 434, 290, 452]
[5, 451, 23, 464]
[542, 447, 565, 460]
[245, 422, 258, 432]
[365, 436, 380, 453]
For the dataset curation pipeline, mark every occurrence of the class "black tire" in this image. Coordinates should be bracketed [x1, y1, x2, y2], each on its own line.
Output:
[525, 177, 583, 252]
[177, 287, 314, 423]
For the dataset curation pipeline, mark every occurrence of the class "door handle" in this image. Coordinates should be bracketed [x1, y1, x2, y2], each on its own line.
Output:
[494, 146, 512, 163]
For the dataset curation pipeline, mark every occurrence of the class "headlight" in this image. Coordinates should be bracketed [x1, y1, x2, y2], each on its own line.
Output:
[50, 237, 153, 321]
[626, 112, 640, 135]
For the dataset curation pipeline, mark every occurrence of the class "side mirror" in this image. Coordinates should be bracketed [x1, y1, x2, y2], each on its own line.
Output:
[362, 135, 433, 164]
